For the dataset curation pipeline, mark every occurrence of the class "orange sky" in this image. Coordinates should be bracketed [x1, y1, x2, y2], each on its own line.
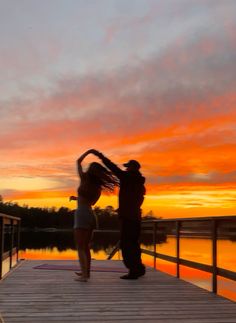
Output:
[1, 1, 236, 218]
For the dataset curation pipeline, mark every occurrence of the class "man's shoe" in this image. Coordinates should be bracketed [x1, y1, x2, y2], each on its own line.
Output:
[120, 273, 139, 280]
[136, 271, 145, 277]
[136, 267, 146, 277]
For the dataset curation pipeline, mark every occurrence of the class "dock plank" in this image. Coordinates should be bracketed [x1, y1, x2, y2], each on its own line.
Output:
[0, 260, 236, 322]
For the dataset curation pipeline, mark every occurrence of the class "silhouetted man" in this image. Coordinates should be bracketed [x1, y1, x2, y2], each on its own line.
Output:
[90, 149, 146, 279]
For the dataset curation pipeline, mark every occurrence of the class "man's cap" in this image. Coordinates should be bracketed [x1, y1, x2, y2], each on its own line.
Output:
[123, 159, 141, 170]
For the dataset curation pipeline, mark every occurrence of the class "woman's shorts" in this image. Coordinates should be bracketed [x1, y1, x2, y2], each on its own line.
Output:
[74, 205, 97, 230]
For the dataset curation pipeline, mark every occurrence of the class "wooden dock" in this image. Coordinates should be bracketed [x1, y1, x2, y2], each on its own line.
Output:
[0, 260, 236, 322]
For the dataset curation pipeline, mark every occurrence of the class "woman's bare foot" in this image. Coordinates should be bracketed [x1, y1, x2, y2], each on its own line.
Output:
[74, 276, 88, 282]
[75, 272, 90, 278]
[75, 271, 82, 276]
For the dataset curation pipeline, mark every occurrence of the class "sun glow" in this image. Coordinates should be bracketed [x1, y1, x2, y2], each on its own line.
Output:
[1, 0, 236, 219]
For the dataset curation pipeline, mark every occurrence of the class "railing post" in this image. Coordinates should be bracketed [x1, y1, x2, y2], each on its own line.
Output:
[212, 219, 218, 293]
[9, 219, 14, 269]
[0, 217, 4, 279]
[16, 221, 21, 262]
[153, 222, 157, 269]
[176, 221, 180, 278]
[140, 216, 236, 296]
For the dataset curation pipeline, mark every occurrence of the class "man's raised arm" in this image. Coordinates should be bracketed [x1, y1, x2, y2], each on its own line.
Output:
[90, 149, 123, 178]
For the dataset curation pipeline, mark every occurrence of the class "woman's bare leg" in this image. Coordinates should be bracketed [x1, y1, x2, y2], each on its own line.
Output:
[77, 248, 88, 281]
[84, 229, 93, 277]
[74, 229, 88, 281]
[75, 245, 91, 278]
[74, 229, 91, 281]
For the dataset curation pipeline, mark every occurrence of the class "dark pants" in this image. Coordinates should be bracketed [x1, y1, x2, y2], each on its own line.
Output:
[120, 218, 144, 274]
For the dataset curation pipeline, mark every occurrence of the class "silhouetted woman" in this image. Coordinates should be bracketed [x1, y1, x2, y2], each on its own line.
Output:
[70, 150, 117, 282]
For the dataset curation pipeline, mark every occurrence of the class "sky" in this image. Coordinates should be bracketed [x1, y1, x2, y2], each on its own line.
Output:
[0, 0, 236, 218]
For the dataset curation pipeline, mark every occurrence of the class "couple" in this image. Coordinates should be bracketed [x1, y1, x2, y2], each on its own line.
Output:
[70, 149, 146, 282]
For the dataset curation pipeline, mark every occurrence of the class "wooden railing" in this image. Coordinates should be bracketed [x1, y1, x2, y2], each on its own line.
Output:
[0, 213, 21, 279]
[141, 216, 236, 294]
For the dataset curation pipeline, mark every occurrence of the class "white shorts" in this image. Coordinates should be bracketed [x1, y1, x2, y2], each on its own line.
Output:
[74, 205, 97, 229]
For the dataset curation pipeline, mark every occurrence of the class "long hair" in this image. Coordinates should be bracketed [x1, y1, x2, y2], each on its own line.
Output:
[87, 162, 118, 192]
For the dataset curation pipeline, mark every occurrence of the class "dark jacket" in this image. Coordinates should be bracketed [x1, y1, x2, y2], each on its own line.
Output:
[98, 154, 146, 220]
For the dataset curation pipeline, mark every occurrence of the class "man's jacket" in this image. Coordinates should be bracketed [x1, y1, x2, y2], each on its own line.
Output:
[98, 154, 146, 220]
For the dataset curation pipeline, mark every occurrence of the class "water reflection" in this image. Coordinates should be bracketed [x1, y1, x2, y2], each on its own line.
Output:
[18, 230, 236, 302]
[19, 230, 236, 271]
[20, 229, 166, 254]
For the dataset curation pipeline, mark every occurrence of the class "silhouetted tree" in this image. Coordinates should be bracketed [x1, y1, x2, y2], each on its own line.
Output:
[0, 199, 119, 230]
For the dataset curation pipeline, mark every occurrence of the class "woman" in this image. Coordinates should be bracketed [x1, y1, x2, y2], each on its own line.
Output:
[70, 149, 117, 282]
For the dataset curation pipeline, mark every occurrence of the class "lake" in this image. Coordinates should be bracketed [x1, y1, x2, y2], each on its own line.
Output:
[18, 230, 236, 302]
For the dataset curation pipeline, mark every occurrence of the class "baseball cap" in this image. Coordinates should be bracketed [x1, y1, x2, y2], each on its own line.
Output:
[123, 159, 141, 170]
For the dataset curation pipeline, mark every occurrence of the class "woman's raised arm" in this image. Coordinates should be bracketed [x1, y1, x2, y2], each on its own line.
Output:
[77, 149, 94, 178]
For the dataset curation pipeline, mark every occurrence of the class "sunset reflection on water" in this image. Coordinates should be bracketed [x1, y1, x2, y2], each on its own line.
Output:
[19, 237, 236, 302]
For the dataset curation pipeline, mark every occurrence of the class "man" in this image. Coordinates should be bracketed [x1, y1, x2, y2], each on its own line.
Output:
[90, 149, 146, 279]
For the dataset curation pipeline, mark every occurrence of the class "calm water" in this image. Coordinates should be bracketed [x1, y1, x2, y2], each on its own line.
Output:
[143, 236, 236, 302]
[18, 230, 236, 302]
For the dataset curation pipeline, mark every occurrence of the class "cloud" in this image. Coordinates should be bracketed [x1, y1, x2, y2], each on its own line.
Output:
[1, 0, 236, 210]
[104, 1, 160, 44]
[1, 42, 236, 174]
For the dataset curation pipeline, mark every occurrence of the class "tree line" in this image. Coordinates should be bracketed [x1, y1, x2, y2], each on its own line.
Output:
[0, 196, 155, 230]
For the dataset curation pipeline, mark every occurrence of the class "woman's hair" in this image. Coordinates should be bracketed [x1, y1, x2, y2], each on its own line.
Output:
[87, 162, 118, 192]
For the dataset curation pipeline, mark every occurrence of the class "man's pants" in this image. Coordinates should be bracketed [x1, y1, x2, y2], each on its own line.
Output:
[120, 218, 144, 274]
